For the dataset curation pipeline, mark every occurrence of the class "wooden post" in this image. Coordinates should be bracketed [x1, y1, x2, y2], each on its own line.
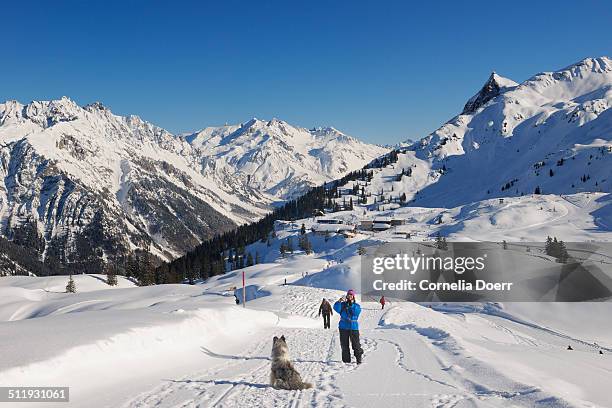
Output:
[242, 270, 246, 307]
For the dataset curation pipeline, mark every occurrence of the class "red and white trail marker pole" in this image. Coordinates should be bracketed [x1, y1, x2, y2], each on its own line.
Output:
[242, 270, 246, 308]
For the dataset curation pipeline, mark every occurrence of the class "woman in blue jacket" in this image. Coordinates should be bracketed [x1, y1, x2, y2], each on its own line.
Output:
[334, 289, 364, 364]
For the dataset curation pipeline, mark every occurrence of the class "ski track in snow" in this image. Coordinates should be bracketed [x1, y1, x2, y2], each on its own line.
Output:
[121, 285, 580, 408]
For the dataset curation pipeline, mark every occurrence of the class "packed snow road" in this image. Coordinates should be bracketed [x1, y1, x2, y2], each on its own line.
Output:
[1, 275, 611, 407]
[121, 285, 600, 408]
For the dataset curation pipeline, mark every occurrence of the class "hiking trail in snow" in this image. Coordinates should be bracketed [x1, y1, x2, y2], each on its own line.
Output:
[121, 284, 591, 408]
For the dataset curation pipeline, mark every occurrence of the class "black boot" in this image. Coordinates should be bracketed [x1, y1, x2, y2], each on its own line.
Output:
[355, 350, 363, 364]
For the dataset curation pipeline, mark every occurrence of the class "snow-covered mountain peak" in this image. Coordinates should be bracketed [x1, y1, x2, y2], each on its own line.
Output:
[462, 71, 518, 115]
[0, 96, 83, 128]
[0, 100, 24, 125]
[490, 72, 519, 87]
[186, 118, 388, 199]
[313, 126, 339, 133]
[395, 56, 612, 208]
[0, 97, 172, 141]
[521, 56, 612, 101]
[84, 101, 110, 112]
[243, 117, 310, 141]
[559, 56, 612, 76]
[243, 117, 261, 128]
[266, 117, 285, 126]
[310, 126, 354, 141]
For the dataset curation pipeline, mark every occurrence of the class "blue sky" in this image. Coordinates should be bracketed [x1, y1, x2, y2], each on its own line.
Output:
[2, 1, 611, 144]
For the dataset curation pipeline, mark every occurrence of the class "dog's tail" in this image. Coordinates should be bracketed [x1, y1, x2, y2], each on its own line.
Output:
[300, 381, 313, 390]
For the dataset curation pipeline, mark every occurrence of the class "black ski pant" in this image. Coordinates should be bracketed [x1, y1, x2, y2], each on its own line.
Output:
[322, 313, 331, 329]
[339, 329, 363, 363]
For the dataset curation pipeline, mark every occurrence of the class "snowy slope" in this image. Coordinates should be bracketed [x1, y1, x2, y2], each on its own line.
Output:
[402, 57, 612, 208]
[2, 247, 611, 407]
[186, 118, 388, 200]
[0, 99, 386, 267]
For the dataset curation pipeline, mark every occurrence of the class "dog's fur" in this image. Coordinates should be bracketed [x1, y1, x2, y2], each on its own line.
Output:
[270, 335, 313, 390]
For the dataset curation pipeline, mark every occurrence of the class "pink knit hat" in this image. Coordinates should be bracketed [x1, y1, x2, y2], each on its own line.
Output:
[347, 289, 356, 296]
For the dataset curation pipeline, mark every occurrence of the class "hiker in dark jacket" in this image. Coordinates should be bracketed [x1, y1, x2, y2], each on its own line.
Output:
[318, 298, 333, 329]
[333, 289, 364, 364]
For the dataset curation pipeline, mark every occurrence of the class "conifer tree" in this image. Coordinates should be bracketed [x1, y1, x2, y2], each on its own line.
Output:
[545, 236, 553, 254]
[106, 264, 118, 286]
[66, 274, 76, 293]
[125, 254, 139, 280]
[138, 251, 156, 286]
[557, 241, 569, 263]
[186, 268, 197, 284]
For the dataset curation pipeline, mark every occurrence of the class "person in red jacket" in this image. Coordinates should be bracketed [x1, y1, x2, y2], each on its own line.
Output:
[380, 295, 386, 310]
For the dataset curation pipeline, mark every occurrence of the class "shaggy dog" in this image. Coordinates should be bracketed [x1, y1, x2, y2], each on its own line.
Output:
[270, 335, 313, 390]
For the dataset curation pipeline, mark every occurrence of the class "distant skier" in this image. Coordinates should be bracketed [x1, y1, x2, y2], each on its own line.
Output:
[235, 294, 240, 305]
[379, 295, 386, 310]
[318, 298, 333, 329]
[334, 289, 364, 364]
